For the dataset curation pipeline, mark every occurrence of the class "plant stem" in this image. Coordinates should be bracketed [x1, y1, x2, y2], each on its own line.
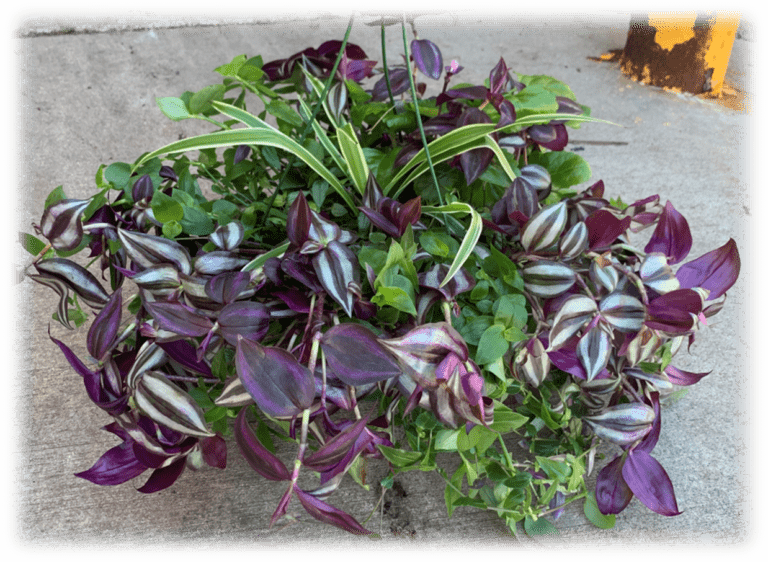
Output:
[400, 20, 445, 209]
[261, 17, 355, 227]
[380, 25, 397, 108]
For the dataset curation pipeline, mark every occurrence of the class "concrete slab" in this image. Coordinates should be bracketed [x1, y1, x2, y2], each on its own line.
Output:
[14, 14, 752, 546]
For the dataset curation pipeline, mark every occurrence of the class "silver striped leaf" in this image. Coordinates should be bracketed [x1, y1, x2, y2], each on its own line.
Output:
[512, 337, 551, 388]
[520, 201, 567, 254]
[39, 198, 90, 251]
[134, 370, 214, 438]
[589, 257, 619, 293]
[547, 295, 597, 351]
[639, 253, 680, 294]
[194, 251, 250, 276]
[131, 264, 182, 297]
[117, 228, 192, 275]
[583, 402, 655, 446]
[599, 292, 646, 333]
[126, 340, 168, 389]
[522, 260, 576, 298]
[624, 326, 661, 366]
[577, 325, 611, 382]
[624, 367, 674, 392]
[559, 221, 588, 260]
[209, 220, 245, 251]
[214, 376, 255, 407]
[312, 241, 359, 318]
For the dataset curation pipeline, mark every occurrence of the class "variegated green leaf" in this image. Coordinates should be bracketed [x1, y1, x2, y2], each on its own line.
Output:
[133, 127, 356, 210]
[337, 123, 369, 195]
[422, 203, 483, 289]
[241, 240, 290, 273]
[135, 370, 214, 438]
[296, 96, 346, 171]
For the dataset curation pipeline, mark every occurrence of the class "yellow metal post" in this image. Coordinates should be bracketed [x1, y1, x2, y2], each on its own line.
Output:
[619, 12, 739, 96]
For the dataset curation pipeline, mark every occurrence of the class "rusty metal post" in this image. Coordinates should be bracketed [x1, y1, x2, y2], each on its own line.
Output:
[619, 12, 739, 95]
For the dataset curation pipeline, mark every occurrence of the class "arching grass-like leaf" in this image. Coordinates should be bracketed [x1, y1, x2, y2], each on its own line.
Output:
[336, 123, 369, 195]
[421, 202, 483, 289]
[134, 127, 356, 211]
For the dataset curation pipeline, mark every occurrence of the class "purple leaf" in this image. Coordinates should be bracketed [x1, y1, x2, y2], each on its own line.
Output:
[411, 39, 443, 80]
[137, 457, 187, 493]
[235, 338, 314, 418]
[233, 145, 251, 165]
[321, 323, 402, 386]
[87, 288, 122, 361]
[132, 174, 154, 202]
[200, 434, 227, 469]
[134, 370, 214, 438]
[234, 407, 290, 481]
[303, 413, 371, 472]
[595, 455, 633, 515]
[145, 301, 214, 338]
[287, 191, 311, 249]
[75, 432, 147, 486]
[217, 301, 270, 346]
[584, 210, 632, 250]
[158, 340, 212, 377]
[644, 201, 692, 265]
[295, 487, 373, 535]
[676, 238, 740, 300]
[645, 289, 703, 334]
[489, 57, 509, 95]
[622, 449, 682, 516]
[664, 364, 710, 386]
[205, 271, 252, 304]
[457, 108, 494, 186]
[634, 392, 661, 455]
[577, 326, 612, 382]
[370, 67, 411, 101]
[270, 484, 295, 528]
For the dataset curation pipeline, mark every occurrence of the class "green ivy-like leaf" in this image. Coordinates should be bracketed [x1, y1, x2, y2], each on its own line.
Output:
[584, 491, 616, 529]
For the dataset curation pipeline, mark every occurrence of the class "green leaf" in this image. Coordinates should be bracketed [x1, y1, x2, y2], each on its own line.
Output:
[215, 54, 247, 77]
[189, 84, 226, 114]
[266, 99, 304, 128]
[536, 456, 572, 483]
[44, 185, 66, 209]
[435, 429, 460, 451]
[151, 190, 184, 223]
[584, 491, 616, 529]
[20, 232, 46, 255]
[104, 162, 132, 190]
[459, 315, 493, 346]
[378, 445, 422, 469]
[180, 206, 215, 236]
[517, 74, 577, 100]
[524, 515, 560, 536]
[528, 151, 592, 189]
[372, 282, 417, 316]
[156, 97, 191, 121]
[241, 241, 289, 272]
[419, 230, 457, 258]
[162, 221, 182, 239]
[237, 56, 265, 82]
[489, 403, 529, 433]
[475, 323, 509, 365]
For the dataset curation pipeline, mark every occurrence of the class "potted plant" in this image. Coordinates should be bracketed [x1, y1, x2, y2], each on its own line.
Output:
[21, 21, 740, 537]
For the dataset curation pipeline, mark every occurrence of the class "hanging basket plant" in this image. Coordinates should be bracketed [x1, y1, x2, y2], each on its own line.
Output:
[22, 21, 740, 537]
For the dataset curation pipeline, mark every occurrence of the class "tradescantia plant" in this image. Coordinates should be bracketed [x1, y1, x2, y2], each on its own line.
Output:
[22, 20, 741, 537]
